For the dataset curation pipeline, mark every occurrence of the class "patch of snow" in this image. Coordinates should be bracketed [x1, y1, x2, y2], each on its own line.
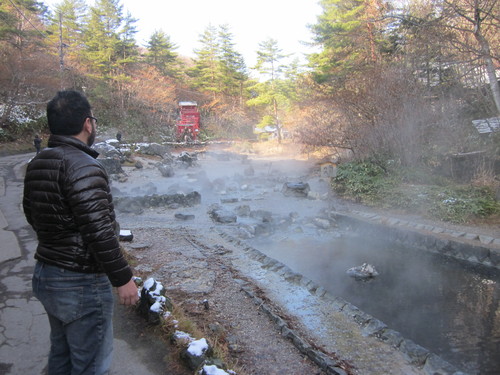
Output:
[120, 230, 132, 236]
[143, 277, 155, 290]
[200, 364, 231, 375]
[173, 330, 193, 345]
[143, 277, 164, 296]
[150, 301, 162, 313]
[174, 330, 192, 340]
[187, 338, 208, 356]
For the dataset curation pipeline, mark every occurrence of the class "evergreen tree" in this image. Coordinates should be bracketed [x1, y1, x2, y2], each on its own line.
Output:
[281, 57, 303, 103]
[391, 1, 453, 88]
[253, 38, 287, 81]
[217, 24, 247, 99]
[46, 0, 88, 67]
[82, 0, 124, 76]
[248, 38, 289, 142]
[309, 0, 389, 87]
[190, 24, 248, 101]
[0, 0, 46, 47]
[144, 29, 179, 77]
[118, 11, 138, 63]
[191, 24, 223, 97]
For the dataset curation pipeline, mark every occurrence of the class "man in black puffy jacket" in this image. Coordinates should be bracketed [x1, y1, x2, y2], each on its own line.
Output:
[23, 90, 139, 375]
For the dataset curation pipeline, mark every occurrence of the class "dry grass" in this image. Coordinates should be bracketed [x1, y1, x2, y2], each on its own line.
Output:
[471, 167, 499, 190]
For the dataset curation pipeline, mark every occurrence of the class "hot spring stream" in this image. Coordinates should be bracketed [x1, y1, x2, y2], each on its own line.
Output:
[248, 233, 500, 375]
[111, 150, 498, 374]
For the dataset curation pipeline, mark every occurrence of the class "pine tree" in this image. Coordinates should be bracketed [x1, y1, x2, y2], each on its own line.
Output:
[82, 0, 124, 76]
[0, 0, 46, 47]
[248, 38, 289, 142]
[191, 24, 223, 98]
[309, 0, 389, 87]
[190, 24, 248, 102]
[46, 0, 88, 67]
[118, 11, 138, 64]
[217, 24, 247, 99]
[144, 29, 179, 77]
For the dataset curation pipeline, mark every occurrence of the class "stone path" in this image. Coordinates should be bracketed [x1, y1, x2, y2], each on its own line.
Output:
[0, 153, 178, 375]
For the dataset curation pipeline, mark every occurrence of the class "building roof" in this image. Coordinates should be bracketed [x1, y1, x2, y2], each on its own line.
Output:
[471, 117, 500, 134]
[179, 101, 197, 106]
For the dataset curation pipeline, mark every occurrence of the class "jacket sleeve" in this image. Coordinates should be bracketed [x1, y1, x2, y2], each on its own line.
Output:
[22, 176, 33, 227]
[65, 162, 132, 287]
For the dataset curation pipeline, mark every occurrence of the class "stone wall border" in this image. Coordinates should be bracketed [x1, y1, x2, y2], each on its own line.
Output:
[332, 211, 500, 270]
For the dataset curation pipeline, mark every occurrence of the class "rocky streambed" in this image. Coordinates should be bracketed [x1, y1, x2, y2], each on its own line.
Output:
[104, 144, 498, 375]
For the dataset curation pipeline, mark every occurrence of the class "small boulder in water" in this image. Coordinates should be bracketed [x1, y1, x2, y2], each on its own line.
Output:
[347, 263, 379, 280]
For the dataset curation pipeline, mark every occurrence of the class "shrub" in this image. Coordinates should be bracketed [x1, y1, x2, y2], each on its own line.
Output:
[332, 159, 500, 223]
[426, 186, 499, 223]
[333, 159, 395, 204]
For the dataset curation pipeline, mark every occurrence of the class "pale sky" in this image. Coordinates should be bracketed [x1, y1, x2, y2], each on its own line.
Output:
[43, 0, 322, 67]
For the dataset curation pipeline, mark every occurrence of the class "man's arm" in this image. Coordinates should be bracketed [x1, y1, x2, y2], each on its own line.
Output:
[68, 160, 134, 287]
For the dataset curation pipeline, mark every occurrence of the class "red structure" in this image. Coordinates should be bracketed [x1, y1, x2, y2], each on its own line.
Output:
[176, 101, 200, 141]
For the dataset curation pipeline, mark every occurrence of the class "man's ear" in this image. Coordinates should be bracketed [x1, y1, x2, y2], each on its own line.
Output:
[83, 118, 93, 134]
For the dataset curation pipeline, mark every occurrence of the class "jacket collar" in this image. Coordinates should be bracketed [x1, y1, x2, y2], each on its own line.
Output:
[47, 134, 100, 159]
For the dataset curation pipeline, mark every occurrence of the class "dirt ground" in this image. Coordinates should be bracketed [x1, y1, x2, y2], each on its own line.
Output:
[111, 143, 498, 375]
[124, 227, 327, 375]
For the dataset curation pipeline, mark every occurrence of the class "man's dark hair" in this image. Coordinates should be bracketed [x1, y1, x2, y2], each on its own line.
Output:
[47, 90, 92, 135]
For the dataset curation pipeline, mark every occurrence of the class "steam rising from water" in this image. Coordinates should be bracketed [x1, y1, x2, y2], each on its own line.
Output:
[249, 231, 500, 375]
[112, 146, 500, 374]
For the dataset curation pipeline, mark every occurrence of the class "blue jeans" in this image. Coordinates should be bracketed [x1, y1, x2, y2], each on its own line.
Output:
[32, 261, 114, 375]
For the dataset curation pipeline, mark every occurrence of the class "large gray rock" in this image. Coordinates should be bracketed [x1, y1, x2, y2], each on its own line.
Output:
[180, 338, 212, 370]
[98, 158, 123, 175]
[282, 182, 310, 197]
[346, 263, 379, 280]
[137, 143, 171, 157]
[93, 142, 123, 159]
[113, 197, 144, 214]
[208, 205, 237, 223]
[177, 151, 197, 167]
[158, 164, 175, 177]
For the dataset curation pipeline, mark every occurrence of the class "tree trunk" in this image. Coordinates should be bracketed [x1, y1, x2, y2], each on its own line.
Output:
[475, 34, 500, 114]
[273, 98, 282, 143]
[472, 0, 500, 114]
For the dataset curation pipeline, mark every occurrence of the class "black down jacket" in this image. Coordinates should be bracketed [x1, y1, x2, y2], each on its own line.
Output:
[23, 135, 132, 287]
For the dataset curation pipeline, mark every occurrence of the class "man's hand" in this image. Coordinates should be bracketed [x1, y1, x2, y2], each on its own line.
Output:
[117, 278, 140, 305]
